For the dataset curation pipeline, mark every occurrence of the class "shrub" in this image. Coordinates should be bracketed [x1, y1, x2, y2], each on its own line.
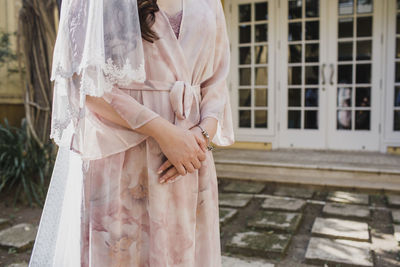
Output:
[0, 118, 55, 207]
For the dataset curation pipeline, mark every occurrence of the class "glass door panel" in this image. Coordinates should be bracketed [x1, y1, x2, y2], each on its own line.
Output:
[327, 0, 382, 150]
[279, 0, 328, 148]
[385, 0, 400, 143]
[233, 0, 275, 140]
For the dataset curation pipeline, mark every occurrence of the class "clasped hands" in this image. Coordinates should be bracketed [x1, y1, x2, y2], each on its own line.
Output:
[156, 125, 209, 184]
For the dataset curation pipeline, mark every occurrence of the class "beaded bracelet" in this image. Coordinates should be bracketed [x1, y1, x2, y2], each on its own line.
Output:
[196, 125, 214, 151]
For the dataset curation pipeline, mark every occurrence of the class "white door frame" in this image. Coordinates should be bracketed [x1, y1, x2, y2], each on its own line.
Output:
[325, 0, 384, 151]
[226, 0, 277, 143]
[384, 0, 400, 149]
[278, 0, 330, 149]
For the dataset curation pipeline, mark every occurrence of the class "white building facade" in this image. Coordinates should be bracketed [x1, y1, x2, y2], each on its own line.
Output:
[224, 0, 400, 152]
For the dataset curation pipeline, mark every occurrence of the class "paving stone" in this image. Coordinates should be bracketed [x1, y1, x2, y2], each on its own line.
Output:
[305, 237, 373, 267]
[221, 255, 274, 267]
[273, 185, 314, 199]
[226, 231, 292, 259]
[0, 223, 38, 251]
[247, 210, 302, 233]
[219, 208, 238, 225]
[326, 191, 369, 205]
[223, 180, 266, 194]
[311, 217, 369, 241]
[6, 262, 28, 267]
[0, 218, 11, 231]
[260, 195, 306, 212]
[219, 193, 253, 208]
[394, 224, 400, 243]
[391, 209, 400, 223]
[387, 194, 400, 207]
[322, 202, 371, 219]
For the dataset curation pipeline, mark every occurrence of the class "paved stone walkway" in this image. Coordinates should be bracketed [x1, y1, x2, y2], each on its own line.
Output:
[1, 179, 400, 266]
[219, 179, 400, 266]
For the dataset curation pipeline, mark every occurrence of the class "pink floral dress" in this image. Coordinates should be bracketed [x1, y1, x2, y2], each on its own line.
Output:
[79, 0, 234, 266]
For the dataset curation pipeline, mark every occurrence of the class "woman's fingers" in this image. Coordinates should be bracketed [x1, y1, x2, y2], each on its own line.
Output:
[194, 134, 207, 153]
[183, 161, 195, 174]
[159, 166, 179, 183]
[192, 156, 202, 169]
[157, 159, 172, 174]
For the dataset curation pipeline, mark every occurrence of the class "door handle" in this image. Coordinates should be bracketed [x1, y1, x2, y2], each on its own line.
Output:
[321, 63, 326, 85]
[329, 63, 334, 85]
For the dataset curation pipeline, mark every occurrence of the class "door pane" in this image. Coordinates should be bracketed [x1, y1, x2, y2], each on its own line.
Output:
[339, 0, 354, 15]
[306, 0, 319, 17]
[288, 110, 301, 129]
[338, 42, 353, 61]
[355, 110, 370, 130]
[239, 47, 251, 64]
[336, 0, 374, 131]
[255, 46, 268, 64]
[239, 4, 251, 22]
[239, 89, 251, 107]
[356, 87, 371, 107]
[357, 0, 373, 14]
[394, 3, 400, 131]
[239, 110, 251, 127]
[237, 1, 269, 130]
[289, 0, 302, 19]
[286, 0, 320, 130]
[255, 2, 268, 20]
[356, 40, 372, 60]
[305, 110, 318, 129]
[255, 110, 268, 128]
[255, 89, 268, 106]
[339, 18, 354, 38]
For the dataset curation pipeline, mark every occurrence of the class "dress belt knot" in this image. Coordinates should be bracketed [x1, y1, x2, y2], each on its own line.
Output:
[169, 81, 201, 120]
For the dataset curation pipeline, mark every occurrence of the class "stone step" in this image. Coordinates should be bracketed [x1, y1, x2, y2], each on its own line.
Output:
[327, 191, 369, 205]
[218, 193, 253, 208]
[221, 255, 274, 267]
[222, 180, 266, 194]
[247, 210, 302, 233]
[215, 161, 400, 192]
[322, 202, 371, 220]
[273, 185, 315, 199]
[259, 194, 306, 212]
[305, 237, 373, 267]
[311, 217, 370, 242]
[219, 208, 238, 226]
[0, 223, 38, 252]
[226, 231, 292, 260]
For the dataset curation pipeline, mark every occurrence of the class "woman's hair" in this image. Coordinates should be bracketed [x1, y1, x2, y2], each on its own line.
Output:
[138, 0, 160, 43]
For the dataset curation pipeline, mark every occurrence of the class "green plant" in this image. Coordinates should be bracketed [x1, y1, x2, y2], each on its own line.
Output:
[0, 31, 17, 69]
[0, 118, 55, 207]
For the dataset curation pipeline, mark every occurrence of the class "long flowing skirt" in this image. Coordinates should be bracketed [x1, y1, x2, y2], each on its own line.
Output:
[80, 136, 222, 266]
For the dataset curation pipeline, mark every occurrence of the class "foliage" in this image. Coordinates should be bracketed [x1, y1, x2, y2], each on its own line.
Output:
[18, 0, 59, 147]
[0, 31, 18, 74]
[0, 118, 55, 208]
[0, 31, 17, 65]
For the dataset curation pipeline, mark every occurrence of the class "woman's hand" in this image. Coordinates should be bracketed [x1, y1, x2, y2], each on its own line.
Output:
[157, 125, 208, 184]
[154, 124, 208, 183]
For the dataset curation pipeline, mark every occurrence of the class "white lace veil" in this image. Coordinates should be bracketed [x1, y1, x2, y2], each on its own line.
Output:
[50, 0, 146, 147]
[29, 0, 145, 266]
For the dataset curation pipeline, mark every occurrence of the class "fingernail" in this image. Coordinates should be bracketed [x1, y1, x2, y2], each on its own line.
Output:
[157, 169, 162, 174]
[166, 178, 176, 184]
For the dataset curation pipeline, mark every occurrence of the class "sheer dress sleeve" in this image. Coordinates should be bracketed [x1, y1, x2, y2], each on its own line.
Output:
[199, 0, 235, 146]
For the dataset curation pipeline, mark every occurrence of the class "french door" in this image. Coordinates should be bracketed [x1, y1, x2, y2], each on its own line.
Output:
[230, 0, 277, 142]
[385, 0, 400, 144]
[230, 0, 384, 150]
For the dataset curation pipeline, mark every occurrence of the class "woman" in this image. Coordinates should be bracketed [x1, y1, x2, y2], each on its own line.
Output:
[29, 0, 234, 266]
